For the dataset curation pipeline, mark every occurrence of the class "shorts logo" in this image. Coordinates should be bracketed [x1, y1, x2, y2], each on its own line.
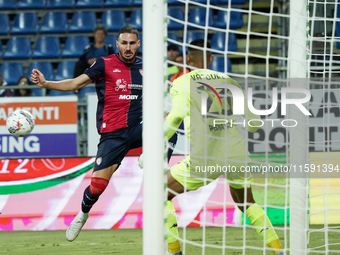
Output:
[115, 79, 128, 91]
[139, 69, 143, 76]
[103, 123, 106, 128]
[96, 157, 102, 165]
[113, 69, 121, 72]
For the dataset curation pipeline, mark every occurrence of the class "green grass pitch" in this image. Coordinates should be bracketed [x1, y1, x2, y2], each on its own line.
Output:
[1, 226, 338, 254]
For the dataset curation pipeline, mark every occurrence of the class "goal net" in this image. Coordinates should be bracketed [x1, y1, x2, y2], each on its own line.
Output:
[143, 0, 340, 254]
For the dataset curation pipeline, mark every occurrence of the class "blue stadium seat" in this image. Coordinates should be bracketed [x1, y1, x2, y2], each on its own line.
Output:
[168, 0, 184, 5]
[61, 36, 90, 58]
[11, 13, 39, 34]
[76, 0, 103, 7]
[168, 33, 178, 44]
[55, 61, 76, 80]
[40, 12, 68, 33]
[18, 0, 46, 9]
[104, 0, 132, 7]
[0, 0, 18, 9]
[188, 8, 214, 29]
[33, 36, 61, 59]
[191, 0, 217, 4]
[49, 90, 75, 96]
[47, 0, 75, 8]
[211, 32, 237, 52]
[132, 0, 142, 6]
[337, 22, 340, 49]
[214, 10, 243, 29]
[138, 34, 143, 53]
[168, 8, 184, 30]
[0, 63, 24, 85]
[0, 40, 2, 57]
[101, 10, 127, 32]
[218, 0, 247, 4]
[69, 11, 97, 33]
[129, 9, 143, 31]
[78, 87, 96, 98]
[180, 32, 205, 54]
[27, 62, 54, 96]
[0, 14, 10, 35]
[105, 34, 118, 53]
[3, 37, 32, 60]
[210, 56, 232, 73]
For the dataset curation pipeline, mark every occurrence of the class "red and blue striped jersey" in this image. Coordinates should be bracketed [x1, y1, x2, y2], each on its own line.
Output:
[85, 53, 143, 134]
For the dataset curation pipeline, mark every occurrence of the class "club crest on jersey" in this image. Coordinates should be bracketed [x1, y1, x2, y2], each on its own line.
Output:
[115, 79, 128, 91]
[139, 69, 143, 76]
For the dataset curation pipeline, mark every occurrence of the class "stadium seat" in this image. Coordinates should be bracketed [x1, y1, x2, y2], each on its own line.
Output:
[18, 0, 46, 9]
[214, 10, 243, 29]
[104, 0, 132, 7]
[211, 32, 237, 52]
[11, 13, 39, 34]
[191, 0, 217, 4]
[188, 8, 214, 29]
[105, 34, 118, 53]
[76, 0, 103, 7]
[49, 90, 75, 96]
[0, 0, 18, 9]
[129, 9, 143, 31]
[40, 12, 68, 33]
[27, 62, 54, 96]
[69, 11, 97, 33]
[78, 87, 96, 98]
[61, 36, 90, 58]
[33, 36, 61, 59]
[337, 22, 340, 49]
[55, 61, 76, 80]
[0, 63, 24, 85]
[47, 0, 75, 8]
[210, 56, 232, 73]
[0, 14, 10, 35]
[132, 0, 142, 6]
[101, 10, 127, 32]
[168, 33, 178, 44]
[168, 0, 184, 5]
[218, 0, 247, 4]
[168, 8, 184, 30]
[181, 32, 205, 53]
[3, 37, 32, 60]
[0, 40, 2, 57]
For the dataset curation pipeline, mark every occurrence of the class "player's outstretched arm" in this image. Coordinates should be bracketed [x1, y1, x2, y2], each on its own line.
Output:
[31, 69, 92, 91]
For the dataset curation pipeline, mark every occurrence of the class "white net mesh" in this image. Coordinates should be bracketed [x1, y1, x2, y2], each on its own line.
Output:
[162, 0, 340, 254]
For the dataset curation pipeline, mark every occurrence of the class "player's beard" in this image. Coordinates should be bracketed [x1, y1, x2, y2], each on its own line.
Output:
[119, 49, 136, 62]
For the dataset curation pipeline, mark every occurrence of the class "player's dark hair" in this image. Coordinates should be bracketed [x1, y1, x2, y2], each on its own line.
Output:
[94, 25, 108, 36]
[117, 26, 139, 39]
[168, 43, 179, 52]
[188, 39, 211, 64]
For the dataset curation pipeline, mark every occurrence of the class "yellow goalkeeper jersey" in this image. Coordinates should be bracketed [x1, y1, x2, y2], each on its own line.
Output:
[166, 68, 261, 169]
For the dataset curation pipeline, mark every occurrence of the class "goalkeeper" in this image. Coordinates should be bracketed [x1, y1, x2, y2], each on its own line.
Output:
[165, 39, 284, 255]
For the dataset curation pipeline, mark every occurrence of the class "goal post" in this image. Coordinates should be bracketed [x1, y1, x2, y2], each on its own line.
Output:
[142, 1, 167, 254]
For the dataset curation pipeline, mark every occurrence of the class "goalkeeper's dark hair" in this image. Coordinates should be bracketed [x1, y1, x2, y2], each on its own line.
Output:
[117, 26, 139, 39]
[188, 39, 212, 64]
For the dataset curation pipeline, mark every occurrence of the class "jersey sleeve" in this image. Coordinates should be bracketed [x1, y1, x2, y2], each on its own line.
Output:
[84, 56, 105, 81]
[165, 77, 187, 140]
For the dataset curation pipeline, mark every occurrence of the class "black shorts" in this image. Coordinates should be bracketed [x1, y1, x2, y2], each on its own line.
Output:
[94, 122, 142, 171]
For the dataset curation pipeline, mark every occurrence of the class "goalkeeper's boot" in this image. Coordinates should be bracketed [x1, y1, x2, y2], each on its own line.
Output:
[173, 252, 182, 255]
[66, 211, 89, 242]
[276, 252, 285, 255]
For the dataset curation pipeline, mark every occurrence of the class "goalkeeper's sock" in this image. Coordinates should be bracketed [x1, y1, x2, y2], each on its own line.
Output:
[246, 203, 283, 254]
[167, 201, 181, 254]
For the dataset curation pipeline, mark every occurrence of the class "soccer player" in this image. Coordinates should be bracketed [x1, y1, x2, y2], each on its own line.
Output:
[31, 25, 177, 242]
[165, 39, 285, 255]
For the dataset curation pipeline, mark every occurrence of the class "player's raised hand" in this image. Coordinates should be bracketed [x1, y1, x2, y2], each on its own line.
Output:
[31, 69, 47, 88]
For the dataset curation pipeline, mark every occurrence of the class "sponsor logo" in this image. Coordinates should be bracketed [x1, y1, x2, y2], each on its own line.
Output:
[119, 95, 138, 100]
[102, 123, 106, 128]
[115, 79, 128, 91]
[113, 69, 121, 72]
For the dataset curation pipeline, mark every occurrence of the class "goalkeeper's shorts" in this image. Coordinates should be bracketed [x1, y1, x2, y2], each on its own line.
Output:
[170, 156, 253, 190]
